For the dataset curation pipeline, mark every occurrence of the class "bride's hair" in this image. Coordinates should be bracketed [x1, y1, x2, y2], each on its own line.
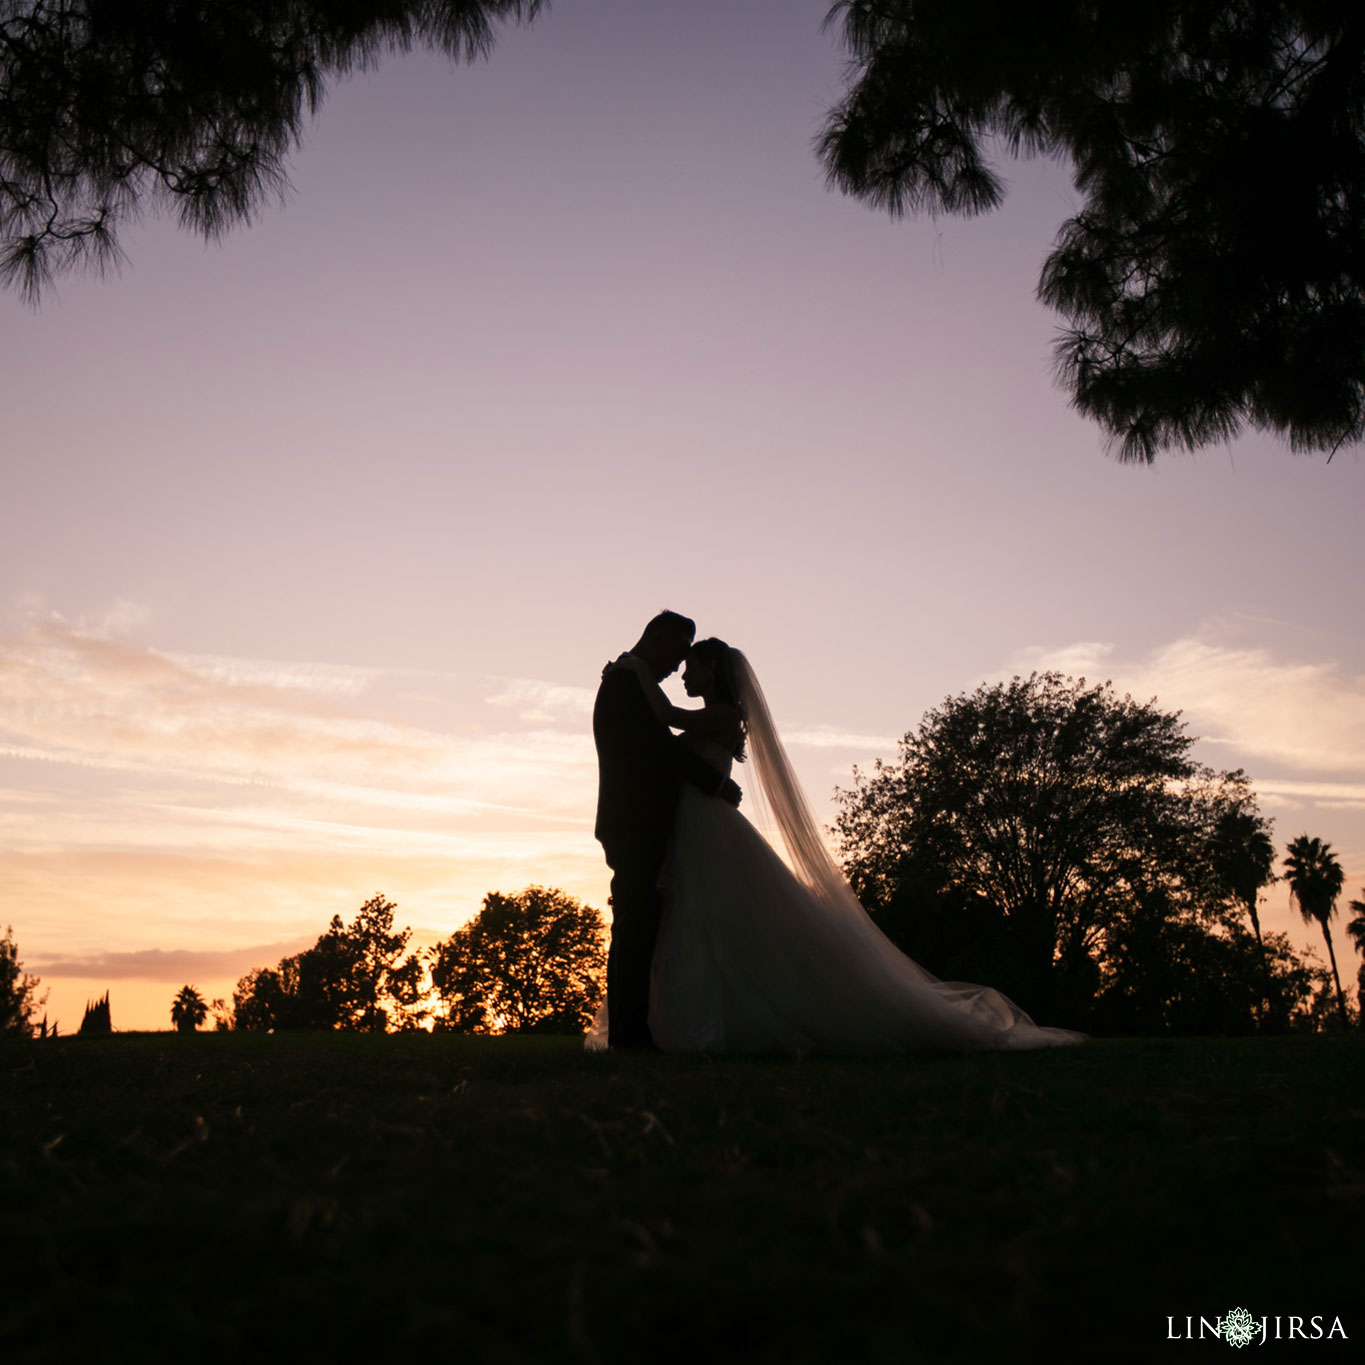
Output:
[688, 637, 747, 760]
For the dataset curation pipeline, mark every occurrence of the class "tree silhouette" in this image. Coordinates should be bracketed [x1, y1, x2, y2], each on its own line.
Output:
[233, 960, 304, 1031]
[170, 984, 208, 1033]
[79, 990, 111, 1033]
[832, 673, 1294, 1030]
[1, 924, 46, 1037]
[818, 0, 1365, 460]
[1207, 800, 1280, 1028]
[0, 0, 543, 302]
[430, 886, 606, 1034]
[1347, 889, 1365, 954]
[1296, 958, 1351, 1033]
[1346, 888, 1365, 1023]
[234, 894, 425, 1031]
[1283, 835, 1349, 1025]
[1094, 909, 1318, 1035]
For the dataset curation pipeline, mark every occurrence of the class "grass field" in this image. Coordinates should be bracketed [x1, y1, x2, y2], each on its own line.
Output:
[2, 1032, 1361, 1362]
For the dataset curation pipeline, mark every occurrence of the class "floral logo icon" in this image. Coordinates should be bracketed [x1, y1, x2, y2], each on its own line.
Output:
[1223, 1308, 1259, 1349]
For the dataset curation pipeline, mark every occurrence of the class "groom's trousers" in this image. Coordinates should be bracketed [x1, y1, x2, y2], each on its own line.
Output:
[603, 840, 666, 1049]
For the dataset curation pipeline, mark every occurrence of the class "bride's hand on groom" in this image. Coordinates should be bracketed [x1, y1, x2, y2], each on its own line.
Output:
[720, 777, 741, 807]
[603, 654, 643, 680]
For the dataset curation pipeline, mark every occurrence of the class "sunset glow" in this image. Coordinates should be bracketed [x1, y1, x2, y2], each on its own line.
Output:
[3, 0, 1360, 1032]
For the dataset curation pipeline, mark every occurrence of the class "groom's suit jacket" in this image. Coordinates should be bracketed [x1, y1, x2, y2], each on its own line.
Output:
[592, 658, 731, 871]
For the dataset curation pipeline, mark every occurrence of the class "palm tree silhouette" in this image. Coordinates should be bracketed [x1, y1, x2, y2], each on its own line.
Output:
[171, 985, 208, 1034]
[1347, 890, 1365, 953]
[1210, 807, 1279, 1027]
[1282, 836, 1349, 1026]
[1347, 889, 1365, 1024]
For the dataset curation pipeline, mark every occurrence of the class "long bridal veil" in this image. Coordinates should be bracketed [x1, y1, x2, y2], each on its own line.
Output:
[729, 649, 1085, 1047]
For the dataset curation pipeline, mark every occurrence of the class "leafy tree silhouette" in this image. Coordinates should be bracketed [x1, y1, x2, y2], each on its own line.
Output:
[1094, 900, 1319, 1035]
[819, 0, 1365, 459]
[0, 0, 543, 301]
[233, 894, 424, 1031]
[171, 985, 208, 1033]
[430, 886, 605, 1034]
[833, 673, 1308, 1032]
[1283, 836, 1350, 1026]
[1, 924, 46, 1037]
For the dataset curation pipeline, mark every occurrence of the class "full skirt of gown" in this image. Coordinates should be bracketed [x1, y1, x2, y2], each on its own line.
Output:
[587, 786, 1086, 1055]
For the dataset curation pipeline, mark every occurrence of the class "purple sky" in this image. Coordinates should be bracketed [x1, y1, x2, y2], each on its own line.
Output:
[2, 0, 1361, 1030]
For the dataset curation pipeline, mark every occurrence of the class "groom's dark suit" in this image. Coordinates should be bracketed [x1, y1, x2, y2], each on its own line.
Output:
[593, 658, 736, 1048]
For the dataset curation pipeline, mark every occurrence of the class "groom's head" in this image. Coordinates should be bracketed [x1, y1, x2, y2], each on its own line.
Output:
[633, 609, 696, 680]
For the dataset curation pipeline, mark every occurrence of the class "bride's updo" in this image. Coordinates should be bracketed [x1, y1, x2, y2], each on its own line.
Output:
[688, 637, 747, 760]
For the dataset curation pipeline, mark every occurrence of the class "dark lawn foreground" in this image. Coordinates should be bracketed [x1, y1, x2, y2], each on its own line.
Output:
[1, 1033, 1361, 1363]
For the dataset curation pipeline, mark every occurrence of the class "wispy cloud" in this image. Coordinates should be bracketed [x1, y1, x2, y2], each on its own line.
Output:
[0, 611, 614, 963]
[484, 677, 596, 723]
[996, 632, 1364, 955]
[30, 938, 316, 980]
[779, 724, 899, 752]
[1010, 641, 1116, 680]
[0, 615, 596, 814]
[1254, 779, 1365, 812]
[162, 652, 384, 697]
[1009, 633, 1365, 803]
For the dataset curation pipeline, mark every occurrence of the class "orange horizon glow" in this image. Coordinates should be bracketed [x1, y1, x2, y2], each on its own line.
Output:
[6, 607, 1360, 1032]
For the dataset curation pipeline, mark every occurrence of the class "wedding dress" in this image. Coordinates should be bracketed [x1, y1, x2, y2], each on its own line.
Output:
[585, 652, 1086, 1055]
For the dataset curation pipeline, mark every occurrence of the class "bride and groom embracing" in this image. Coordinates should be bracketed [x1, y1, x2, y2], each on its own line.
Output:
[586, 610, 1085, 1055]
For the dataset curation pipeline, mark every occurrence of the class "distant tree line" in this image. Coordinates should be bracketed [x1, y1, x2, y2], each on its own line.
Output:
[5, 669, 1363, 1040]
[832, 671, 1361, 1035]
[2, 890, 607, 1039]
[221, 887, 606, 1035]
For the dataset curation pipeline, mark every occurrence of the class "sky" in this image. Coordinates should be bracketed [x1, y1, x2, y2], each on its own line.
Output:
[2, 0, 1362, 1032]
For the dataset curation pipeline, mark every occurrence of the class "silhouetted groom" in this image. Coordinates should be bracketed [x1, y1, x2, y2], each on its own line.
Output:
[593, 610, 740, 1049]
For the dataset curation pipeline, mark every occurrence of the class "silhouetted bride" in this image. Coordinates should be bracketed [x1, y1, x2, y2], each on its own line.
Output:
[586, 640, 1085, 1055]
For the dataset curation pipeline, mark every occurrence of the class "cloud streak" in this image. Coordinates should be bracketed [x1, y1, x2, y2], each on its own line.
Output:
[1010, 635, 1365, 788]
[0, 616, 596, 815]
[31, 938, 316, 980]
